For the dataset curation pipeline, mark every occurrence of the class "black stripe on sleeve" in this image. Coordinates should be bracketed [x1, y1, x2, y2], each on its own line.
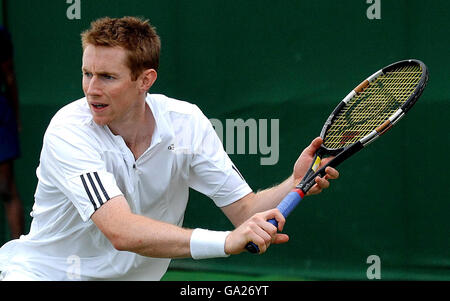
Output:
[232, 165, 245, 181]
[86, 173, 104, 207]
[80, 174, 97, 210]
[94, 171, 110, 201]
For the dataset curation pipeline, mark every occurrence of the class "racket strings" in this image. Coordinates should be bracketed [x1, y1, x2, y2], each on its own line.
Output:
[324, 64, 422, 149]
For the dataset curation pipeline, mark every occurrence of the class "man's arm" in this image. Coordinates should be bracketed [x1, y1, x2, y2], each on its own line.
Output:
[221, 137, 339, 227]
[91, 195, 193, 258]
[91, 194, 288, 257]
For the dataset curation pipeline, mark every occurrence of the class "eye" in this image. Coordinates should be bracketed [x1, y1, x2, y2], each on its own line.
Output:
[83, 72, 93, 78]
[102, 74, 115, 80]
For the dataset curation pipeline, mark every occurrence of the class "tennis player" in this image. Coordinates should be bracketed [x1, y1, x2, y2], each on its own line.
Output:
[0, 17, 339, 280]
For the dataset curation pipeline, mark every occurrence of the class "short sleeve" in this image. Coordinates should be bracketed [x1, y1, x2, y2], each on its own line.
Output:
[187, 108, 252, 207]
[40, 126, 123, 221]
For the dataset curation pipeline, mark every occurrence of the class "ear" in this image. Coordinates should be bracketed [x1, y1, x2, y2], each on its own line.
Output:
[139, 69, 157, 93]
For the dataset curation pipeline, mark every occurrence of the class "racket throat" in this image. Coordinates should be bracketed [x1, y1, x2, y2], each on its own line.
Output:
[297, 180, 315, 194]
[297, 142, 364, 193]
[296, 153, 325, 193]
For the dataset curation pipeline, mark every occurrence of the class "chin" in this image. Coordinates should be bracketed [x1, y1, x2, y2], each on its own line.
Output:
[92, 116, 110, 126]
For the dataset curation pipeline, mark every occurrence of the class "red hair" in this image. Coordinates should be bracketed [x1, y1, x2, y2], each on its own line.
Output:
[81, 16, 161, 80]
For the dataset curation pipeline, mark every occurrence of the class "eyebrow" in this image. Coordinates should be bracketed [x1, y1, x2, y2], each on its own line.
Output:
[82, 67, 120, 77]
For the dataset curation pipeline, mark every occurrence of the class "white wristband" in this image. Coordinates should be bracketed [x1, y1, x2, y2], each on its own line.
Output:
[190, 228, 231, 260]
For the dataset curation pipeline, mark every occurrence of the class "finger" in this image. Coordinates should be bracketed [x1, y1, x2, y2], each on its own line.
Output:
[306, 178, 329, 195]
[307, 173, 334, 195]
[307, 184, 322, 195]
[245, 210, 284, 253]
[252, 221, 273, 244]
[258, 220, 278, 238]
[263, 209, 286, 232]
[250, 236, 268, 254]
[256, 221, 277, 242]
[246, 224, 271, 254]
[272, 233, 289, 245]
[324, 167, 339, 179]
[320, 156, 334, 166]
[315, 176, 330, 189]
[302, 137, 323, 157]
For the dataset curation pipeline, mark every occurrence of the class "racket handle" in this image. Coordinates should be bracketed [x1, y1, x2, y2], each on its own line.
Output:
[245, 189, 304, 254]
[277, 189, 305, 218]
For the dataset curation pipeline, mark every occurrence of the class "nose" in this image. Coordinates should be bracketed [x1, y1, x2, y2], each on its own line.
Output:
[85, 76, 102, 97]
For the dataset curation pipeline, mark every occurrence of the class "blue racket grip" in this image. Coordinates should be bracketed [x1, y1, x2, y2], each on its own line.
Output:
[277, 189, 304, 218]
[245, 190, 304, 253]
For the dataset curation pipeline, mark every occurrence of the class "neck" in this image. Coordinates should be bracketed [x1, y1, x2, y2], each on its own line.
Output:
[109, 101, 155, 160]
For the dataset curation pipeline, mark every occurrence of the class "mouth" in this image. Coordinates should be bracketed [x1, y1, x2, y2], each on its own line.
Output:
[90, 102, 109, 112]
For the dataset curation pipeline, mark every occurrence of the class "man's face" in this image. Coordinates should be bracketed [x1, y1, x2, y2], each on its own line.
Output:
[82, 45, 141, 126]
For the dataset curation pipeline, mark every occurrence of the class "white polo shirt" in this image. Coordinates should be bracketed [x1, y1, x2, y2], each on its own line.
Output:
[0, 94, 252, 280]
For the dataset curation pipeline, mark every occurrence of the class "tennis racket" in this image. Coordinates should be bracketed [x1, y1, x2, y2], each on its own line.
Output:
[245, 59, 429, 253]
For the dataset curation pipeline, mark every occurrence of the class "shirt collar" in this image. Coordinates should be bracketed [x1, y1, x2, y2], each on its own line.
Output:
[145, 93, 162, 149]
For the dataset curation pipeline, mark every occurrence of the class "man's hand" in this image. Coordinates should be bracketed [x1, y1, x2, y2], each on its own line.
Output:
[224, 208, 289, 255]
[293, 137, 340, 195]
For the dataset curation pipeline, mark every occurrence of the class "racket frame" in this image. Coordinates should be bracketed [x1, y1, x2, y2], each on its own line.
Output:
[297, 59, 428, 194]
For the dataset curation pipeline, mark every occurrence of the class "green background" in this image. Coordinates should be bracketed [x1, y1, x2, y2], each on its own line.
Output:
[1, 0, 449, 280]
